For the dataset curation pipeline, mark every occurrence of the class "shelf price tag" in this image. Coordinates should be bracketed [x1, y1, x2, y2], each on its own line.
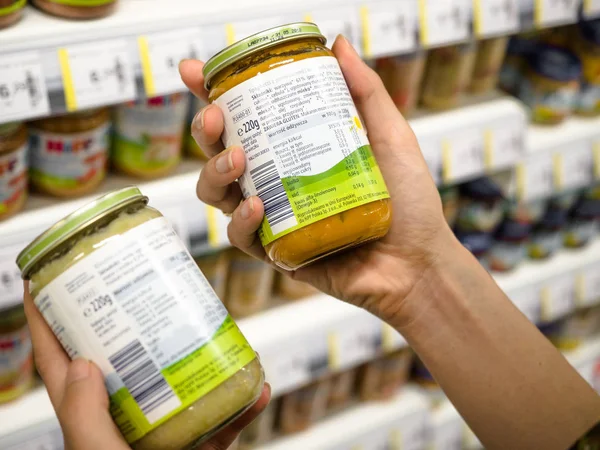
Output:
[516, 154, 554, 201]
[418, 0, 470, 47]
[360, 1, 417, 58]
[509, 285, 541, 323]
[0, 244, 25, 310]
[485, 119, 526, 171]
[540, 274, 576, 322]
[58, 40, 136, 112]
[0, 52, 50, 123]
[205, 204, 231, 249]
[306, 9, 362, 54]
[593, 141, 600, 180]
[138, 29, 202, 97]
[442, 131, 485, 183]
[576, 263, 600, 307]
[161, 206, 191, 248]
[534, 0, 579, 28]
[382, 322, 407, 353]
[473, 0, 520, 37]
[553, 144, 593, 192]
[328, 315, 381, 370]
[583, 0, 600, 18]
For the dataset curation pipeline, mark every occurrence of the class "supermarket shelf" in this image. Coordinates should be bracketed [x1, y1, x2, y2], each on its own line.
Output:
[1, 0, 595, 123]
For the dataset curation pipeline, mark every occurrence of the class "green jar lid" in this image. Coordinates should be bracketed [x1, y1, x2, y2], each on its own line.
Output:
[203, 22, 326, 90]
[17, 186, 148, 279]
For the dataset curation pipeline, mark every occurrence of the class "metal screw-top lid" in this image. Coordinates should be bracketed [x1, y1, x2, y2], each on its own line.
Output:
[203, 22, 326, 90]
[17, 186, 148, 279]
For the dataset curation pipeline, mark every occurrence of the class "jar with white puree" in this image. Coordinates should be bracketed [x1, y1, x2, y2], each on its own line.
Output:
[16, 187, 264, 450]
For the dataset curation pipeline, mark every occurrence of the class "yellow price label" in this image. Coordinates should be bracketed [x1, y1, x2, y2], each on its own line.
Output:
[206, 205, 220, 247]
[483, 129, 494, 170]
[360, 6, 371, 58]
[472, 0, 484, 36]
[441, 139, 452, 183]
[328, 332, 340, 370]
[552, 153, 564, 190]
[225, 23, 236, 46]
[575, 273, 586, 307]
[137, 36, 156, 97]
[540, 286, 551, 322]
[57, 48, 77, 112]
[594, 142, 600, 179]
[417, 0, 429, 45]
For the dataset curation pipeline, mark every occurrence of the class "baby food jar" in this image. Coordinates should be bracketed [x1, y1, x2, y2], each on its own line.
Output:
[0, 0, 25, 28]
[275, 273, 317, 300]
[203, 23, 392, 270]
[421, 41, 477, 110]
[375, 51, 426, 116]
[357, 348, 412, 402]
[186, 95, 210, 160]
[327, 369, 356, 410]
[226, 249, 275, 318]
[488, 221, 529, 272]
[16, 187, 264, 450]
[439, 186, 459, 227]
[0, 304, 34, 404]
[238, 400, 276, 450]
[518, 45, 582, 125]
[455, 229, 493, 268]
[529, 202, 569, 260]
[470, 37, 509, 94]
[506, 198, 548, 225]
[29, 109, 110, 197]
[573, 20, 600, 116]
[279, 378, 331, 434]
[563, 198, 598, 249]
[195, 250, 230, 300]
[456, 177, 506, 233]
[32, 0, 117, 19]
[0, 123, 28, 220]
[113, 94, 189, 179]
[499, 34, 540, 96]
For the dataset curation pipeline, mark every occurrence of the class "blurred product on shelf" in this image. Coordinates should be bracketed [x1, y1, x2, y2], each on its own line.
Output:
[278, 378, 331, 435]
[0, 123, 28, 220]
[274, 272, 317, 301]
[506, 198, 548, 225]
[113, 94, 189, 179]
[32, 0, 117, 19]
[470, 37, 509, 94]
[327, 369, 357, 410]
[563, 196, 598, 248]
[421, 41, 477, 110]
[195, 250, 230, 300]
[541, 306, 600, 350]
[0, 0, 25, 28]
[454, 229, 493, 268]
[186, 95, 210, 160]
[0, 304, 33, 404]
[518, 44, 582, 125]
[204, 23, 391, 270]
[29, 108, 110, 197]
[16, 187, 264, 450]
[439, 186, 459, 227]
[455, 177, 505, 233]
[572, 20, 600, 116]
[238, 399, 276, 450]
[357, 348, 412, 402]
[539, 26, 574, 49]
[375, 51, 426, 116]
[529, 195, 572, 259]
[499, 33, 540, 96]
[226, 249, 275, 318]
[488, 220, 528, 272]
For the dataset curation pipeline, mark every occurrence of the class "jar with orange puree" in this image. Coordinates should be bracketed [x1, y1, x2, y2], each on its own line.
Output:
[0, 123, 28, 220]
[203, 23, 392, 270]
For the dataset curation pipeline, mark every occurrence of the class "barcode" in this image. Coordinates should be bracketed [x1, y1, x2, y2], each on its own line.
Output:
[251, 160, 295, 228]
[109, 340, 176, 416]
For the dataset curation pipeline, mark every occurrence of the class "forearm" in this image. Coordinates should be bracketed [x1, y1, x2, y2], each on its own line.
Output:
[395, 234, 600, 450]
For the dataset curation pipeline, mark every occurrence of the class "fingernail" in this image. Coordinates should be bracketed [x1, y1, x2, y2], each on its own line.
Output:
[215, 149, 234, 173]
[240, 198, 254, 220]
[66, 359, 90, 385]
[192, 107, 206, 133]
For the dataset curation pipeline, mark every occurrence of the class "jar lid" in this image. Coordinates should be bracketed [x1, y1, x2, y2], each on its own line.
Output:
[529, 45, 582, 82]
[17, 186, 148, 279]
[579, 19, 600, 46]
[460, 177, 504, 200]
[203, 22, 326, 90]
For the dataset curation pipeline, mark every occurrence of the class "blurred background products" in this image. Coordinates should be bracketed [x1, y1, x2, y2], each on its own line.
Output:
[32, 0, 117, 19]
[0, 305, 33, 405]
[0, 123, 28, 220]
[376, 51, 426, 116]
[0, 0, 25, 28]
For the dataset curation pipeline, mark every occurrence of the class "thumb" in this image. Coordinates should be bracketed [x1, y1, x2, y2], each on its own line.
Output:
[58, 359, 128, 450]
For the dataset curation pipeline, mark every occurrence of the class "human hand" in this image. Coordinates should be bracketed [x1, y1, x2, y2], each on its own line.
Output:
[23, 283, 270, 450]
[179, 36, 457, 327]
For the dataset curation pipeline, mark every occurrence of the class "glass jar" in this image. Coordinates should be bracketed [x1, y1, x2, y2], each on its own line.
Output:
[573, 20, 600, 116]
[375, 51, 426, 116]
[32, 0, 117, 19]
[357, 348, 412, 401]
[203, 23, 392, 270]
[421, 42, 477, 110]
[195, 250, 230, 301]
[518, 45, 582, 125]
[439, 186, 459, 227]
[29, 109, 110, 197]
[275, 273, 317, 301]
[470, 37, 509, 94]
[488, 221, 529, 272]
[499, 33, 540, 96]
[0, 305, 34, 404]
[0, 123, 28, 220]
[327, 369, 356, 410]
[16, 187, 264, 450]
[455, 177, 506, 233]
[279, 378, 331, 434]
[113, 94, 189, 179]
[186, 95, 210, 160]
[0, 0, 25, 28]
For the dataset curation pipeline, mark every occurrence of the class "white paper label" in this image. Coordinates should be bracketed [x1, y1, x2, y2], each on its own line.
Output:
[329, 314, 382, 370]
[583, 0, 600, 18]
[517, 155, 554, 201]
[534, 0, 579, 27]
[578, 263, 600, 306]
[473, 0, 520, 37]
[59, 40, 136, 111]
[307, 9, 362, 53]
[442, 130, 485, 183]
[541, 274, 576, 322]
[0, 52, 50, 122]
[487, 119, 525, 170]
[554, 144, 594, 192]
[0, 245, 25, 310]
[34, 217, 229, 423]
[418, 0, 470, 46]
[362, 1, 418, 58]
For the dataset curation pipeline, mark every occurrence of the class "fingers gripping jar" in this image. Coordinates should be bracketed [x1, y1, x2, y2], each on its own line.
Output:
[16, 187, 264, 450]
[203, 23, 392, 270]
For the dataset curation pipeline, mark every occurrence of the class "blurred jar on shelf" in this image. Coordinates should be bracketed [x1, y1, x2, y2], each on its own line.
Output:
[0, 123, 28, 220]
[499, 33, 540, 96]
[29, 109, 110, 197]
[226, 248, 275, 318]
[470, 37, 509, 94]
[195, 250, 230, 300]
[357, 348, 412, 402]
[0, 0, 25, 28]
[275, 272, 317, 301]
[518, 45, 582, 125]
[113, 94, 189, 179]
[455, 229, 493, 269]
[375, 50, 426, 116]
[563, 196, 599, 249]
[572, 20, 600, 116]
[0, 305, 34, 404]
[279, 378, 331, 434]
[33, 0, 117, 19]
[327, 368, 356, 410]
[421, 41, 477, 110]
[455, 177, 506, 233]
[186, 95, 210, 160]
[238, 399, 277, 450]
[540, 307, 600, 350]
[506, 198, 548, 225]
[488, 220, 529, 272]
[529, 195, 573, 260]
[439, 186, 460, 227]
